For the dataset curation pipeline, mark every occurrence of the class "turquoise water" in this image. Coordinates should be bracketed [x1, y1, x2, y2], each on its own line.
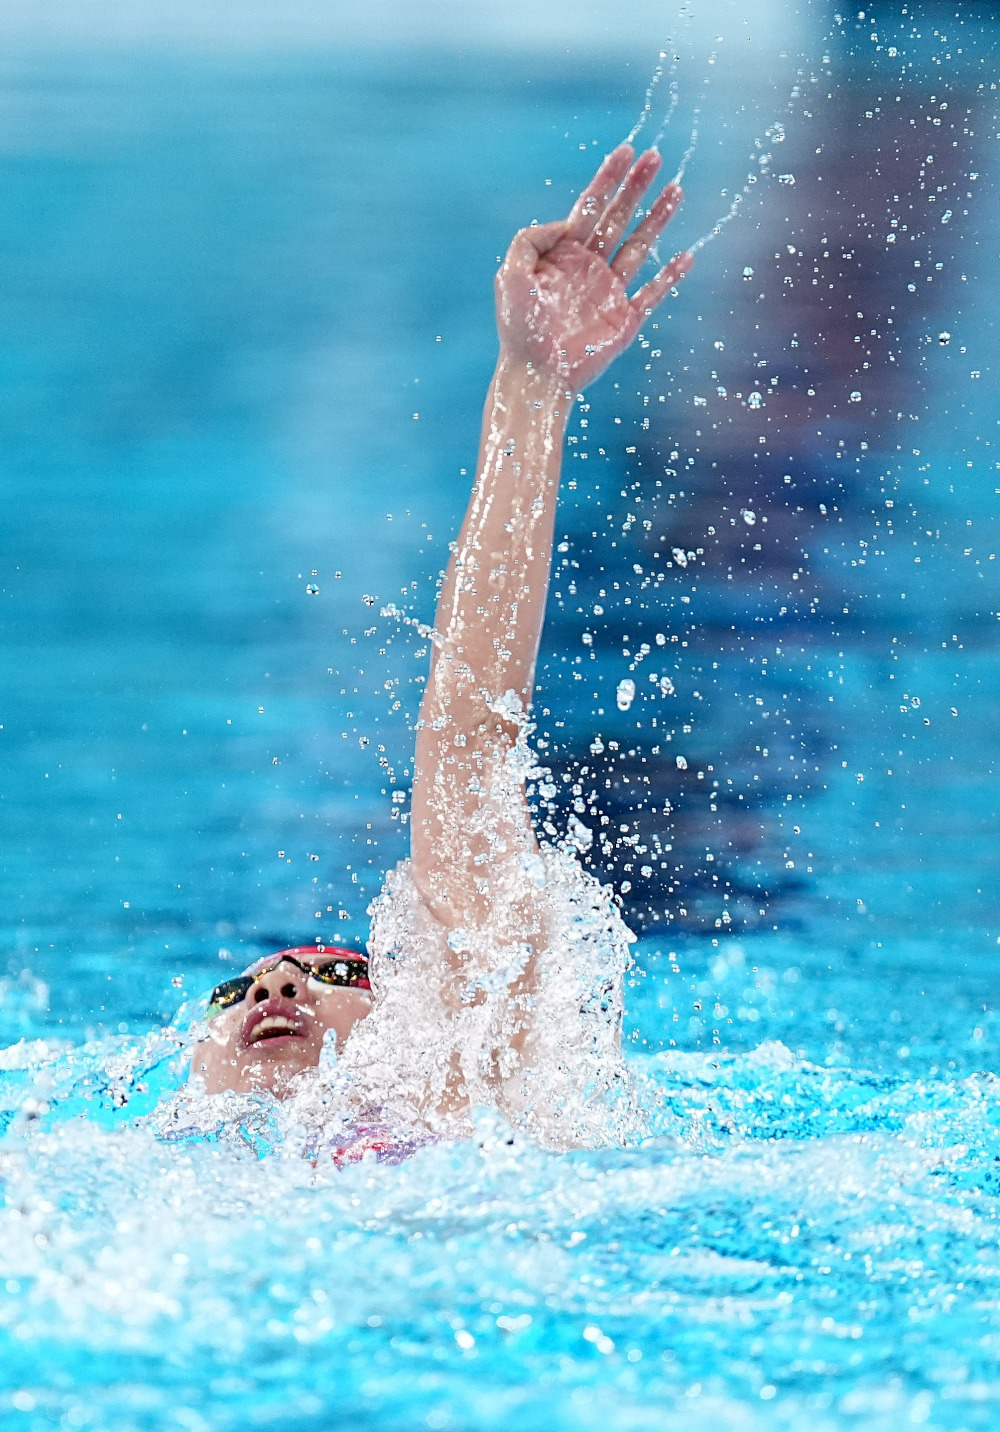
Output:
[3, 32, 1000, 1431]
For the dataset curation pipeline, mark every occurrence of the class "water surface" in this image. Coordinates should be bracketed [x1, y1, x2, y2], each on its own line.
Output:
[2, 32, 1000, 1432]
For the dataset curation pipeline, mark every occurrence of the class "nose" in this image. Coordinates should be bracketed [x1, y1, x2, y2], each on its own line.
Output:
[252, 970, 299, 1003]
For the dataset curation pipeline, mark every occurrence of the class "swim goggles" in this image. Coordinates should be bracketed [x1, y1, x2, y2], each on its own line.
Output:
[206, 944, 371, 1021]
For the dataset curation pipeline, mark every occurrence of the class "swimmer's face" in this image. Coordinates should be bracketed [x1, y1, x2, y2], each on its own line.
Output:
[190, 958, 373, 1097]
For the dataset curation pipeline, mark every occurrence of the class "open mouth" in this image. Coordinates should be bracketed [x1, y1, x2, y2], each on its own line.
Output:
[246, 1015, 306, 1045]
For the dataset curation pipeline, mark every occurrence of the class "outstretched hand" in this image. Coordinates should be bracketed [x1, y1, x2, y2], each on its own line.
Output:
[495, 144, 692, 393]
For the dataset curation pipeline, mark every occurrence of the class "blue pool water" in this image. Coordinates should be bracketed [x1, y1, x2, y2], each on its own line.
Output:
[3, 23, 1000, 1432]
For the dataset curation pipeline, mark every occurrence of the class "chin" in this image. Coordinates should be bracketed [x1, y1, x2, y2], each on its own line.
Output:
[240, 1043, 321, 1094]
[191, 1028, 328, 1097]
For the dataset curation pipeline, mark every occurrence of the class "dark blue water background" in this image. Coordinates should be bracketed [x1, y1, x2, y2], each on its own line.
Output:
[3, 17, 1000, 1431]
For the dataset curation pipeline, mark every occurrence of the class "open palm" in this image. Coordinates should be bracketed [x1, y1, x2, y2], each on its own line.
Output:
[496, 145, 692, 392]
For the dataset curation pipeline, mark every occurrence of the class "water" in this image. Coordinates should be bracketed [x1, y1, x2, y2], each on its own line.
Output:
[3, 24, 1000, 1432]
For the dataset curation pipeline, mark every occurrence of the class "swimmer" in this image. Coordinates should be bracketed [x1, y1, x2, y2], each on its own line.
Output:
[190, 144, 692, 1112]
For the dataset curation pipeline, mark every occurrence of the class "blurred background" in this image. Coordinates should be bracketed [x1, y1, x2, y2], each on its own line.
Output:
[1, 0, 998, 1036]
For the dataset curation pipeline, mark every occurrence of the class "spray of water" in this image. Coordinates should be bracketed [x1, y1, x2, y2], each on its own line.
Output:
[286, 696, 644, 1154]
[623, 18, 814, 260]
[625, 49, 672, 147]
[689, 115, 793, 254]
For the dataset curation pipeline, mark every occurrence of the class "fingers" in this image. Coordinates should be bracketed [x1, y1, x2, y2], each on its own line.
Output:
[564, 144, 634, 245]
[588, 148, 662, 259]
[498, 220, 568, 282]
[630, 250, 694, 318]
[611, 181, 683, 284]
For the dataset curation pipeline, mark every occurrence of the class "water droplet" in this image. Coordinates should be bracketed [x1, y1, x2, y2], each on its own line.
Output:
[616, 679, 636, 712]
[742, 266, 754, 280]
[714, 340, 725, 351]
[741, 509, 757, 526]
[306, 583, 319, 596]
[675, 755, 688, 770]
[362, 594, 376, 606]
[849, 390, 862, 402]
[938, 332, 951, 345]
[747, 392, 762, 409]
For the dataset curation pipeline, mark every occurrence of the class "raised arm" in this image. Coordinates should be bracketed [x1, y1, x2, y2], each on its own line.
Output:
[410, 144, 691, 930]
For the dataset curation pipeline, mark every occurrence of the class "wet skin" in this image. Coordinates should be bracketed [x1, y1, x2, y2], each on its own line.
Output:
[189, 147, 688, 1103]
[190, 958, 373, 1096]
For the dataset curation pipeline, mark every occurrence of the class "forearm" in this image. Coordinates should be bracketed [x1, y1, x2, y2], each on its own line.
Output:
[405, 146, 689, 924]
[425, 355, 569, 724]
[409, 356, 570, 912]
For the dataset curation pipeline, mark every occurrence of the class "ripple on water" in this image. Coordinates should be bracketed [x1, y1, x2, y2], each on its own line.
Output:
[2, 977, 1000, 1431]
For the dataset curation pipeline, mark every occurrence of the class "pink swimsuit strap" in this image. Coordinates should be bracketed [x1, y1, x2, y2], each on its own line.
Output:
[312, 1122, 435, 1169]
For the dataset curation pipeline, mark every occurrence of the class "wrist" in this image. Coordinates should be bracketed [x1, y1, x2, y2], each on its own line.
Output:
[494, 350, 572, 429]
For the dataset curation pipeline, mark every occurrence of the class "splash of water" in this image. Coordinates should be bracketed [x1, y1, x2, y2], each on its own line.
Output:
[290, 696, 644, 1153]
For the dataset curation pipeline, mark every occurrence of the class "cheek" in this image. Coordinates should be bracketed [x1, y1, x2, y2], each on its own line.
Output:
[206, 1013, 242, 1047]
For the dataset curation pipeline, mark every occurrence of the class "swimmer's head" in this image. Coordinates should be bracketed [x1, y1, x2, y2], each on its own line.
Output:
[189, 945, 374, 1096]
